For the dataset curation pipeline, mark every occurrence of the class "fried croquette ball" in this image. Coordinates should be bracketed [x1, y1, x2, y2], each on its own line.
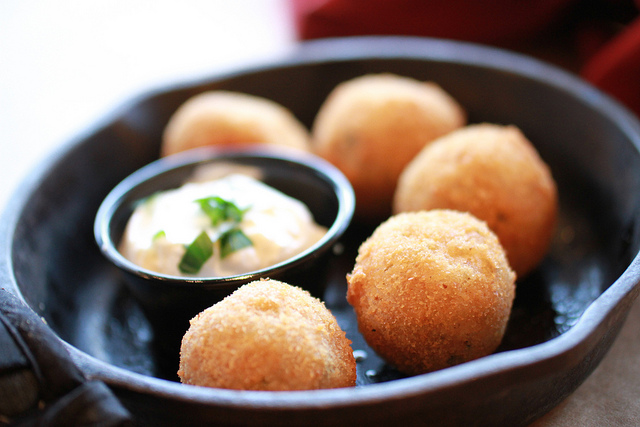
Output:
[347, 210, 516, 375]
[161, 91, 311, 157]
[311, 73, 466, 220]
[393, 123, 558, 277]
[178, 279, 356, 390]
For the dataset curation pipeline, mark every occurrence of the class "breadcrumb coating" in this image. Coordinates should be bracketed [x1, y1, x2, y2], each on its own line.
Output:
[179, 279, 356, 390]
[312, 73, 466, 220]
[394, 123, 557, 277]
[347, 210, 516, 375]
[162, 91, 311, 157]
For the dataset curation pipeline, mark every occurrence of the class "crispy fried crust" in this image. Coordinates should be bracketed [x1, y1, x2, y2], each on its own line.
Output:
[178, 279, 356, 390]
[347, 210, 516, 375]
[394, 123, 558, 277]
[161, 91, 311, 156]
[312, 74, 466, 220]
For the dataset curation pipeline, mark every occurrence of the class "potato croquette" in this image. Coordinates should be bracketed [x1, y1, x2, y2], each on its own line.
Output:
[347, 210, 516, 375]
[394, 123, 557, 277]
[311, 74, 466, 220]
[178, 279, 356, 390]
[161, 91, 311, 157]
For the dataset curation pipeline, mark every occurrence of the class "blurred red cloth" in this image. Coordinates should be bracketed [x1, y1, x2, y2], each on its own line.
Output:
[292, 0, 576, 45]
[291, 0, 640, 118]
[582, 12, 640, 115]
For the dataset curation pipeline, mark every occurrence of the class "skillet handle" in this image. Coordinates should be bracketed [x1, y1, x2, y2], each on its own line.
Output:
[0, 288, 132, 426]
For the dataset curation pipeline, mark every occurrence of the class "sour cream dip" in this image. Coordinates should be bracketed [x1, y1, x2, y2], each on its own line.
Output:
[119, 173, 327, 277]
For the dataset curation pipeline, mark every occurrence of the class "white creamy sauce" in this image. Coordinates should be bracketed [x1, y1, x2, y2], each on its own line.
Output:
[119, 172, 327, 277]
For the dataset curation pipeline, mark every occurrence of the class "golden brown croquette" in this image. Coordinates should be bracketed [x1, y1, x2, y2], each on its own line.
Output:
[393, 123, 557, 277]
[347, 210, 516, 375]
[161, 91, 311, 157]
[312, 74, 466, 221]
[178, 279, 356, 390]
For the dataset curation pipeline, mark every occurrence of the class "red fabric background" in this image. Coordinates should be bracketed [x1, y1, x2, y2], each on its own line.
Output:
[291, 0, 640, 118]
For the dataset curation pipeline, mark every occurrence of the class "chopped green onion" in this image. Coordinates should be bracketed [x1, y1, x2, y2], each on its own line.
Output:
[179, 231, 214, 274]
[219, 228, 252, 259]
[176, 196, 253, 272]
[196, 196, 247, 226]
[152, 230, 166, 241]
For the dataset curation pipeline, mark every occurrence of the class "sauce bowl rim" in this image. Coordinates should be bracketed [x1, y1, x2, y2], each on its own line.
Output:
[93, 144, 356, 286]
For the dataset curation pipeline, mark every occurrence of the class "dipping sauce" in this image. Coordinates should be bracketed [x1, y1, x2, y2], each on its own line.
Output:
[119, 173, 327, 277]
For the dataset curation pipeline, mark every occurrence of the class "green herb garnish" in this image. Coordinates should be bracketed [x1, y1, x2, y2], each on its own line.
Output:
[178, 231, 214, 274]
[219, 228, 253, 259]
[177, 196, 253, 274]
[196, 196, 247, 226]
[152, 230, 166, 241]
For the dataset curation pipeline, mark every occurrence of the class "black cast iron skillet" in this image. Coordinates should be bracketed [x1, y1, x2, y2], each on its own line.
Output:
[2, 36, 640, 426]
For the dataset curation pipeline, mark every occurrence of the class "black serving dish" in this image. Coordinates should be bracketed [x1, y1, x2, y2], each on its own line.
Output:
[2, 36, 640, 426]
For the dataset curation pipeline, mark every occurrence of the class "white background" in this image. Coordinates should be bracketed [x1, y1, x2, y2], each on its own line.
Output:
[0, 0, 296, 207]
